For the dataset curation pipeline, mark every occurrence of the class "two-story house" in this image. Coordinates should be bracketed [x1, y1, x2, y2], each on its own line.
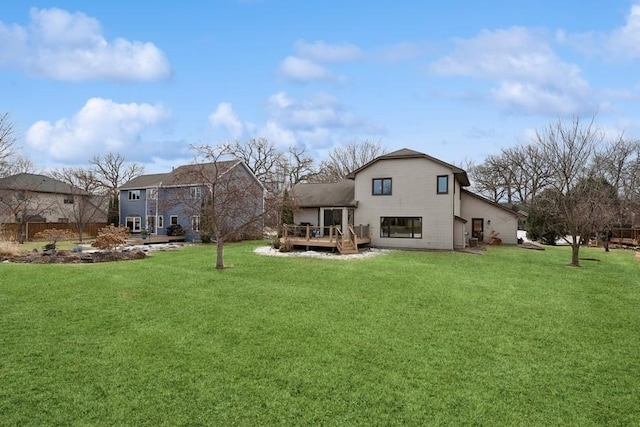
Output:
[0, 173, 102, 224]
[119, 160, 265, 242]
[290, 148, 518, 251]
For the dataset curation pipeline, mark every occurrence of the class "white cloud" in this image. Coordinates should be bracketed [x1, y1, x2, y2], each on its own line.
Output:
[26, 97, 171, 162]
[279, 40, 364, 82]
[266, 92, 360, 130]
[607, 4, 640, 58]
[293, 40, 364, 62]
[0, 7, 171, 81]
[376, 42, 430, 63]
[208, 103, 245, 139]
[431, 27, 595, 115]
[278, 56, 333, 82]
[207, 92, 380, 152]
[564, 3, 640, 61]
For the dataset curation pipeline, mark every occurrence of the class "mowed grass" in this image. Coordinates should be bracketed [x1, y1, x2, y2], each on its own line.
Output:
[1, 242, 639, 426]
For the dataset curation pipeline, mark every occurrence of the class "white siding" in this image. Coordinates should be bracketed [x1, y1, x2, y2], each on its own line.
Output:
[460, 192, 518, 245]
[453, 179, 461, 217]
[293, 208, 318, 225]
[354, 158, 455, 250]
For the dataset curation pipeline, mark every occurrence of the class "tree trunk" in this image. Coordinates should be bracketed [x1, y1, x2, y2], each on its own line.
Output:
[18, 222, 25, 244]
[571, 243, 580, 267]
[215, 238, 225, 269]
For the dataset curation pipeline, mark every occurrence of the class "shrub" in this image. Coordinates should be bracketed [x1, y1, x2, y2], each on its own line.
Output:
[166, 224, 185, 236]
[93, 225, 130, 252]
[0, 238, 21, 257]
[34, 228, 76, 244]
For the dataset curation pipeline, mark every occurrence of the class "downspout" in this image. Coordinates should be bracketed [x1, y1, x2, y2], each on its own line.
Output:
[144, 190, 148, 233]
[156, 182, 161, 234]
[118, 190, 121, 227]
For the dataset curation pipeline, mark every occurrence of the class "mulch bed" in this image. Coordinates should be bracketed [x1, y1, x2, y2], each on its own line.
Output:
[1, 249, 147, 264]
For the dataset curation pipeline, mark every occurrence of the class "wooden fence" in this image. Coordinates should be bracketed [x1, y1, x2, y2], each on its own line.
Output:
[0, 222, 108, 242]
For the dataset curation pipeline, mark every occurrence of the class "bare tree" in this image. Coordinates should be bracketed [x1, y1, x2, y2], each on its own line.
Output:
[593, 136, 640, 226]
[0, 176, 56, 243]
[470, 145, 552, 206]
[0, 112, 16, 176]
[280, 145, 318, 188]
[230, 138, 284, 192]
[0, 112, 36, 178]
[90, 152, 145, 224]
[47, 167, 108, 241]
[468, 155, 512, 203]
[177, 143, 266, 269]
[315, 140, 387, 182]
[532, 115, 607, 267]
[229, 140, 318, 229]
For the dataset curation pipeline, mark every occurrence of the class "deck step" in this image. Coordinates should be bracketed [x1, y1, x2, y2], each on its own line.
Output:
[338, 242, 358, 255]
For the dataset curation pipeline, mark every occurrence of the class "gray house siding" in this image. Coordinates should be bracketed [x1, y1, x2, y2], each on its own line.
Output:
[119, 161, 264, 242]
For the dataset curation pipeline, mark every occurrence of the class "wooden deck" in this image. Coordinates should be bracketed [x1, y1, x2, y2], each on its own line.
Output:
[610, 228, 640, 247]
[281, 224, 371, 254]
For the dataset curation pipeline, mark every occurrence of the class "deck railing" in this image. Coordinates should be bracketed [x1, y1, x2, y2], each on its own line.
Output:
[282, 224, 370, 242]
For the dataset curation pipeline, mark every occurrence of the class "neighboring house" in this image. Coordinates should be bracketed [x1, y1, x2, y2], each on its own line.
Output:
[118, 160, 265, 242]
[291, 148, 518, 251]
[0, 173, 105, 224]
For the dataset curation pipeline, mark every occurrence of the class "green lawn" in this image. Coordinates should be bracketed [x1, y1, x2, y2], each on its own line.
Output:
[1, 242, 639, 426]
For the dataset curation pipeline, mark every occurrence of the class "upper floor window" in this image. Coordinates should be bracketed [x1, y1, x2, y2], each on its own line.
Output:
[128, 190, 140, 200]
[437, 175, 449, 194]
[372, 178, 392, 195]
[190, 186, 202, 199]
[147, 188, 157, 200]
[63, 194, 74, 204]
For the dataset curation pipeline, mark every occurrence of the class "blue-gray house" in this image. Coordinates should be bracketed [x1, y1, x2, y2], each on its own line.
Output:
[118, 160, 265, 242]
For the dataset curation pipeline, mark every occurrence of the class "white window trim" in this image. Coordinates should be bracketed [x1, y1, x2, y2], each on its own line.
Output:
[126, 216, 142, 232]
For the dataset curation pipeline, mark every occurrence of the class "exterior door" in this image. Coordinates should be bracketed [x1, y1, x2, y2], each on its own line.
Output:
[323, 209, 342, 232]
[472, 218, 484, 241]
[126, 216, 142, 232]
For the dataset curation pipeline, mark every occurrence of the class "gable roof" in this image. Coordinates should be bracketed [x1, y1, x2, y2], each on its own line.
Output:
[119, 160, 265, 190]
[292, 180, 356, 208]
[347, 148, 471, 186]
[118, 173, 169, 190]
[0, 173, 89, 195]
[460, 188, 519, 217]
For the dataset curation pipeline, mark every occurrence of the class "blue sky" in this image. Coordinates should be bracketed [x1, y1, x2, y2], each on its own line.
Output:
[2, 1, 640, 173]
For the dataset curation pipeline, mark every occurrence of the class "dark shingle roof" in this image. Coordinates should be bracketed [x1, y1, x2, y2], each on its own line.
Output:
[292, 180, 356, 208]
[0, 173, 89, 195]
[118, 161, 242, 190]
[118, 173, 169, 190]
